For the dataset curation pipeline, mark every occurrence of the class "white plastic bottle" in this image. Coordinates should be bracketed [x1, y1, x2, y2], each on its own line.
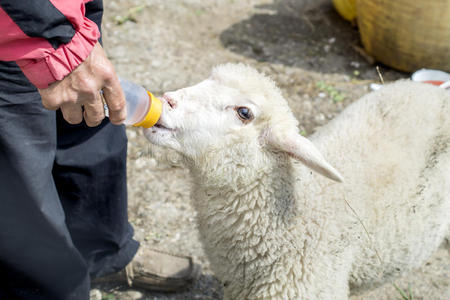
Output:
[103, 78, 162, 128]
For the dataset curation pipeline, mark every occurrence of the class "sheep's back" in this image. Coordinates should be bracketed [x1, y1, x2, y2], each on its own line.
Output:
[309, 81, 450, 287]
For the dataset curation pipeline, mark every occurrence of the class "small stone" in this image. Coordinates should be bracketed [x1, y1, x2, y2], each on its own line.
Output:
[135, 157, 146, 169]
[314, 113, 326, 123]
[127, 129, 137, 139]
[151, 60, 162, 68]
[172, 232, 181, 242]
[350, 61, 360, 68]
[328, 37, 336, 44]
[302, 100, 312, 112]
[89, 289, 101, 300]
[148, 158, 158, 168]
[122, 290, 143, 300]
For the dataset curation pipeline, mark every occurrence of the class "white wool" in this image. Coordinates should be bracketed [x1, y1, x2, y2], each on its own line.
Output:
[144, 63, 450, 299]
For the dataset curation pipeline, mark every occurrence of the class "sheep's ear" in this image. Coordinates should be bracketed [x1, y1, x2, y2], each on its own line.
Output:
[266, 129, 344, 182]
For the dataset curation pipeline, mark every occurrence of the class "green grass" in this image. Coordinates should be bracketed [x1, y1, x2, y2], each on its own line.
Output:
[316, 81, 345, 103]
[114, 5, 146, 25]
[392, 283, 413, 300]
[102, 293, 115, 300]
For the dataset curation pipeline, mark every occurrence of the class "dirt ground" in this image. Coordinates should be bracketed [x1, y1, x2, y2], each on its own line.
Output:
[91, 0, 449, 299]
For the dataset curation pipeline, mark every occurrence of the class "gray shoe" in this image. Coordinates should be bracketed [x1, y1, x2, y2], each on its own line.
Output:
[93, 248, 201, 292]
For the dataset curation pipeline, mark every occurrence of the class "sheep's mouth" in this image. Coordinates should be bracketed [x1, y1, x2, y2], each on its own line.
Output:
[154, 123, 171, 130]
[153, 96, 176, 131]
[154, 119, 174, 131]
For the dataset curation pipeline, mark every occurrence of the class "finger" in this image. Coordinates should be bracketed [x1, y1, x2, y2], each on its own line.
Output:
[60, 102, 83, 124]
[38, 88, 61, 110]
[102, 73, 126, 125]
[82, 91, 105, 127]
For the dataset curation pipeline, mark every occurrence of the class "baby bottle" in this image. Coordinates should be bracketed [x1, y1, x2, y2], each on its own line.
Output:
[103, 78, 162, 128]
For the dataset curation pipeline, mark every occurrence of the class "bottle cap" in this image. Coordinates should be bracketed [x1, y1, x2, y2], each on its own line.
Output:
[133, 91, 162, 128]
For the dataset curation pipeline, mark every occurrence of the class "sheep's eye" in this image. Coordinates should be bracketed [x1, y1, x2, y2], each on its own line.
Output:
[236, 106, 254, 122]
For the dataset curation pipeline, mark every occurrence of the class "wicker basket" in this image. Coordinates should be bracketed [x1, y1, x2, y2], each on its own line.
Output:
[356, 0, 450, 72]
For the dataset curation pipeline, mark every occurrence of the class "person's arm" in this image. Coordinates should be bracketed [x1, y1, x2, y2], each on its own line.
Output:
[0, 0, 100, 88]
[0, 0, 126, 126]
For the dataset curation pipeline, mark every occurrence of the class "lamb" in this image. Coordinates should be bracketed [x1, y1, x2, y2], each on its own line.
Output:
[143, 63, 450, 299]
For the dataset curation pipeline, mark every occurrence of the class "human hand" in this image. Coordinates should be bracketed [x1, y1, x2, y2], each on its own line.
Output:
[38, 42, 126, 126]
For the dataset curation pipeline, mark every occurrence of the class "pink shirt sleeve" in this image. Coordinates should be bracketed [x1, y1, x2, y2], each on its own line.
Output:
[0, 0, 100, 89]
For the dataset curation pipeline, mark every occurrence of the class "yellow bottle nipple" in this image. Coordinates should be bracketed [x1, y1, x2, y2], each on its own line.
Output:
[133, 91, 162, 128]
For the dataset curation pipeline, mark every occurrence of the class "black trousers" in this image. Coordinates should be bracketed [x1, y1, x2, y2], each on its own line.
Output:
[0, 49, 138, 300]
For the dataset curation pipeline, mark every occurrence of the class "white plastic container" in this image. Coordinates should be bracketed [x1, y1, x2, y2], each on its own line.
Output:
[411, 69, 450, 91]
[104, 78, 162, 128]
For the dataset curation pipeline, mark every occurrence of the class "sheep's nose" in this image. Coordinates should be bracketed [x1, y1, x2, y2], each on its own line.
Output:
[162, 93, 177, 109]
